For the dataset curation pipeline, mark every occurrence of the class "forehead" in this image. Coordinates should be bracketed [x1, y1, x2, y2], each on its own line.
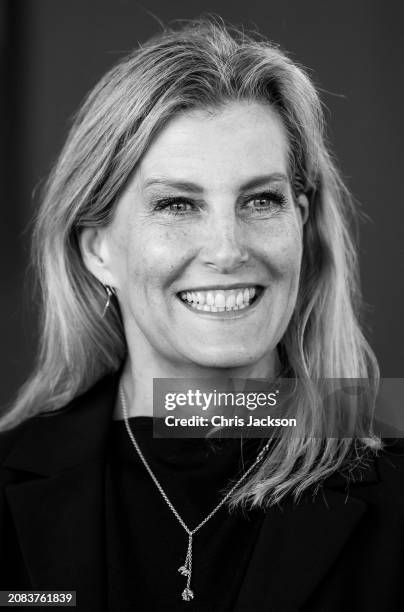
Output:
[136, 101, 290, 190]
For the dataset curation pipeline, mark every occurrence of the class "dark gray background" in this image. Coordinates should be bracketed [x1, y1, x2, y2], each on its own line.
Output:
[1, 0, 402, 407]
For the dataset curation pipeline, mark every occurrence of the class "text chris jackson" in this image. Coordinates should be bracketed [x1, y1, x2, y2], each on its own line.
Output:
[164, 415, 297, 427]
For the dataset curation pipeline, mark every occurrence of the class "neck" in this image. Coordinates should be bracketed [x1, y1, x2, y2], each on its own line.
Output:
[115, 347, 280, 420]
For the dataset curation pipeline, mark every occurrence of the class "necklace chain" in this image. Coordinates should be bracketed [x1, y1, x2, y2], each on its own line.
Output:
[119, 385, 270, 602]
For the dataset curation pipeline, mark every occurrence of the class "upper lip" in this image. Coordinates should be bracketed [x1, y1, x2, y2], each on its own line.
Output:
[177, 283, 264, 292]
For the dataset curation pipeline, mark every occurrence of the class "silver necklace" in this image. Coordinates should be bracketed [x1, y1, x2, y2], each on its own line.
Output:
[119, 385, 270, 603]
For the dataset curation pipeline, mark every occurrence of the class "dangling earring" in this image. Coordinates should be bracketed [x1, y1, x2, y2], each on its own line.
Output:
[102, 284, 115, 317]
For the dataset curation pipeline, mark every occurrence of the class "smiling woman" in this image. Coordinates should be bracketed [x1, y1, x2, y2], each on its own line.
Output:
[1, 16, 403, 612]
[80, 102, 307, 380]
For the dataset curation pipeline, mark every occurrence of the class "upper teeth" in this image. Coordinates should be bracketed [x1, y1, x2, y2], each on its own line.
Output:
[179, 287, 257, 312]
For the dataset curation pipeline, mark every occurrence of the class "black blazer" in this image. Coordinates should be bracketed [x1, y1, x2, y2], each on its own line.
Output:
[1, 373, 404, 611]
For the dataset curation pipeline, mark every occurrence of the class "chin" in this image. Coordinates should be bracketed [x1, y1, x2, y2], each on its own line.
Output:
[187, 346, 265, 370]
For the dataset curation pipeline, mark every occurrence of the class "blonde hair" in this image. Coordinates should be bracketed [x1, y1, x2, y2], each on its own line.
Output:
[1, 17, 381, 506]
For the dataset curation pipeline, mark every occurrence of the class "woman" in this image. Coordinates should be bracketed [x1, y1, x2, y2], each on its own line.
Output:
[1, 17, 403, 612]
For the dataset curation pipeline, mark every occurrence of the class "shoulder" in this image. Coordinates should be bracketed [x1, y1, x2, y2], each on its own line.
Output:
[0, 423, 26, 465]
[374, 438, 404, 493]
[327, 438, 404, 511]
[0, 371, 120, 475]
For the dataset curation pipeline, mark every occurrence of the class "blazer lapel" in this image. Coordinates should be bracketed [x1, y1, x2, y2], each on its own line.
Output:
[2, 373, 119, 612]
[234, 466, 378, 612]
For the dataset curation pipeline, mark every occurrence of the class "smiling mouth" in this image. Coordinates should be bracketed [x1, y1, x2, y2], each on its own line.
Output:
[177, 286, 264, 313]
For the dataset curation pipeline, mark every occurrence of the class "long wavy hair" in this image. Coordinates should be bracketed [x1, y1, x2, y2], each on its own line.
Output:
[1, 17, 381, 506]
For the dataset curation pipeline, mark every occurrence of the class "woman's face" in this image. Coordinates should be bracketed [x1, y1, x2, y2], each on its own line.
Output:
[83, 101, 308, 373]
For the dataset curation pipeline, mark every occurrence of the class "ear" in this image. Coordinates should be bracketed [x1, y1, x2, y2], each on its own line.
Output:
[296, 193, 309, 225]
[79, 227, 117, 287]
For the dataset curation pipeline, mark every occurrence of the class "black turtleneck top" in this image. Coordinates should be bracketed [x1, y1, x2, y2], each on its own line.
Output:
[105, 417, 266, 611]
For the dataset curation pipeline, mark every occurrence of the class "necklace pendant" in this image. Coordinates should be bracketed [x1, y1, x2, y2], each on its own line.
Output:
[182, 587, 194, 601]
[120, 386, 267, 608]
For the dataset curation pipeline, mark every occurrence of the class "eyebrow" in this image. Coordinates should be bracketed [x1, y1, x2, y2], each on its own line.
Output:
[142, 173, 289, 193]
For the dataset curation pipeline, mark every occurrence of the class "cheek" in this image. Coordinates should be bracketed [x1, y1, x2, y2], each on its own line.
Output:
[259, 221, 303, 282]
[124, 225, 193, 292]
[278, 240, 302, 279]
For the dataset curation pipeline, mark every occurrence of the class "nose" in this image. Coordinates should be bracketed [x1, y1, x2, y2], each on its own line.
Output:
[200, 209, 249, 273]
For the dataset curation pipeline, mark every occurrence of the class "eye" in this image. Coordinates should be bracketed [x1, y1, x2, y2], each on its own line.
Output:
[251, 197, 272, 208]
[166, 201, 193, 213]
[153, 197, 196, 215]
[242, 190, 288, 214]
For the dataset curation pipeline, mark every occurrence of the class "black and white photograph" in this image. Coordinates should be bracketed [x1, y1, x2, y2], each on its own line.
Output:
[1, 1, 403, 610]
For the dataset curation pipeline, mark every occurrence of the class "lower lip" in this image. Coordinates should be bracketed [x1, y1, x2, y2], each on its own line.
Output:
[177, 289, 265, 318]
